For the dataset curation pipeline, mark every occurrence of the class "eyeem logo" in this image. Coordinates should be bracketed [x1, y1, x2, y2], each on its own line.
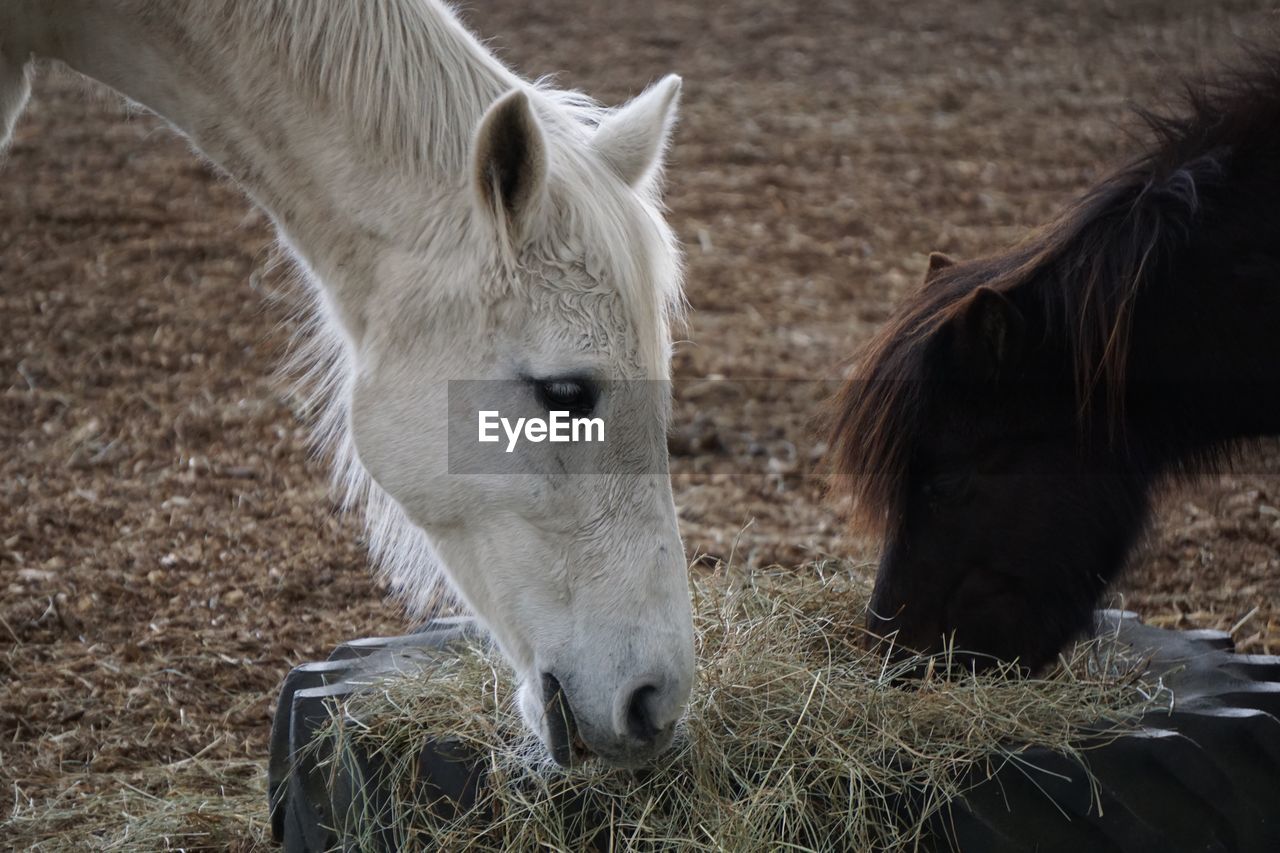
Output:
[478, 411, 605, 453]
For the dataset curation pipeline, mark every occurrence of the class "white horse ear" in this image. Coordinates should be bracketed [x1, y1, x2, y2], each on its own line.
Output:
[592, 74, 682, 188]
[473, 89, 548, 241]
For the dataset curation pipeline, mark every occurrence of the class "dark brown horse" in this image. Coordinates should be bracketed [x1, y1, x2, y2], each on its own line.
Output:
[831, 54, 1280, 671]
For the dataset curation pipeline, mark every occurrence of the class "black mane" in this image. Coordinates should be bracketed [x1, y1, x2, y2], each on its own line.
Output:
[831, 51, 1280, 535]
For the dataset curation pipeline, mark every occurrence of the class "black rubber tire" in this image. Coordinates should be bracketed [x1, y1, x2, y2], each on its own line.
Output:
[931, 611, 1280, 852]
[268, 611, 1280, 852]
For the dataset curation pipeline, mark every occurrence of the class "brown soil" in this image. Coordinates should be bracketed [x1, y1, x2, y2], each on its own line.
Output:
[3, 0, 1278, 845]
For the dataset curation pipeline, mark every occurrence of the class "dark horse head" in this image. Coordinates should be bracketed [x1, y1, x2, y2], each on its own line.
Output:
[832, 55, 1280, 672]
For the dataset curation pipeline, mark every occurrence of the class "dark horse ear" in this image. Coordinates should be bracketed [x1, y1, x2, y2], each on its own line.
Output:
[943, 286, 1026, 381]
[925, 251, 956, 282]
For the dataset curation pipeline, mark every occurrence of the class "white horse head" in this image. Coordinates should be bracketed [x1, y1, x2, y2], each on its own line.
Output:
[1, 0, 695, 767]
[345, 79, 695, 766]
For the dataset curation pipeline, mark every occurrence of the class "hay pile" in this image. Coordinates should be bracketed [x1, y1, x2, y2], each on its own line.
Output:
[3, 760, 269, 852]
[324, 563, 1164, 852]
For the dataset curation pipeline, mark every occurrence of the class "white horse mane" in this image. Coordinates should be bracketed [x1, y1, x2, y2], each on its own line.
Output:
[212, 0, 689, 613]
[185, 0, 571, 168]
[283, 296, 440, 613]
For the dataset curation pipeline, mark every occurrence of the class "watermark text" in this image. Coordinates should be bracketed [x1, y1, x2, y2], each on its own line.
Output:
[478, 410, 605, 453]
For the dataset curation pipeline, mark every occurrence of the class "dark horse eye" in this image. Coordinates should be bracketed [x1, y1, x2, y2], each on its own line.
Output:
[923, 471, 971, 503]
[533, 377, 599, 416]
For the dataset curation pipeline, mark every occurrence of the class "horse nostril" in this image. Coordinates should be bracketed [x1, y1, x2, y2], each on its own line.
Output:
[623, 683, 661, 743]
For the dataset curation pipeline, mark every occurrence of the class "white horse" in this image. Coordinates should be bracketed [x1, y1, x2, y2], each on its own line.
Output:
[0, 0, 694, 767]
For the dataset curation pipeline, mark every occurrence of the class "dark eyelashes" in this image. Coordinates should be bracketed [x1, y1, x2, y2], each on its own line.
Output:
[531, 376, 599, 416]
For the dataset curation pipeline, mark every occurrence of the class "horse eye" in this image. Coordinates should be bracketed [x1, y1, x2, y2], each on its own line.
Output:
[533, 378, 598, 416]
[924, 472, 970, 502]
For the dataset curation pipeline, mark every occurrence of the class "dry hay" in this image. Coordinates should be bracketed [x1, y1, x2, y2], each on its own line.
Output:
[3, 760, 270, 852]
[320, 562, 1166, 852]
[0, 564, 1168, 851]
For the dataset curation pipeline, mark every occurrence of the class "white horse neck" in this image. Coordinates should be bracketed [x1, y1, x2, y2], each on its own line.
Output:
[9, 0, 535, 331]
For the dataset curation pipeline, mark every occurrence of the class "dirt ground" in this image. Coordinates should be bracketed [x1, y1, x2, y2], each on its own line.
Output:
[3, 0, 1278, 847]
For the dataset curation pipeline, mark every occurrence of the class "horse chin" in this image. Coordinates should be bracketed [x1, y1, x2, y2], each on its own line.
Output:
[585, 726, 677, 770]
